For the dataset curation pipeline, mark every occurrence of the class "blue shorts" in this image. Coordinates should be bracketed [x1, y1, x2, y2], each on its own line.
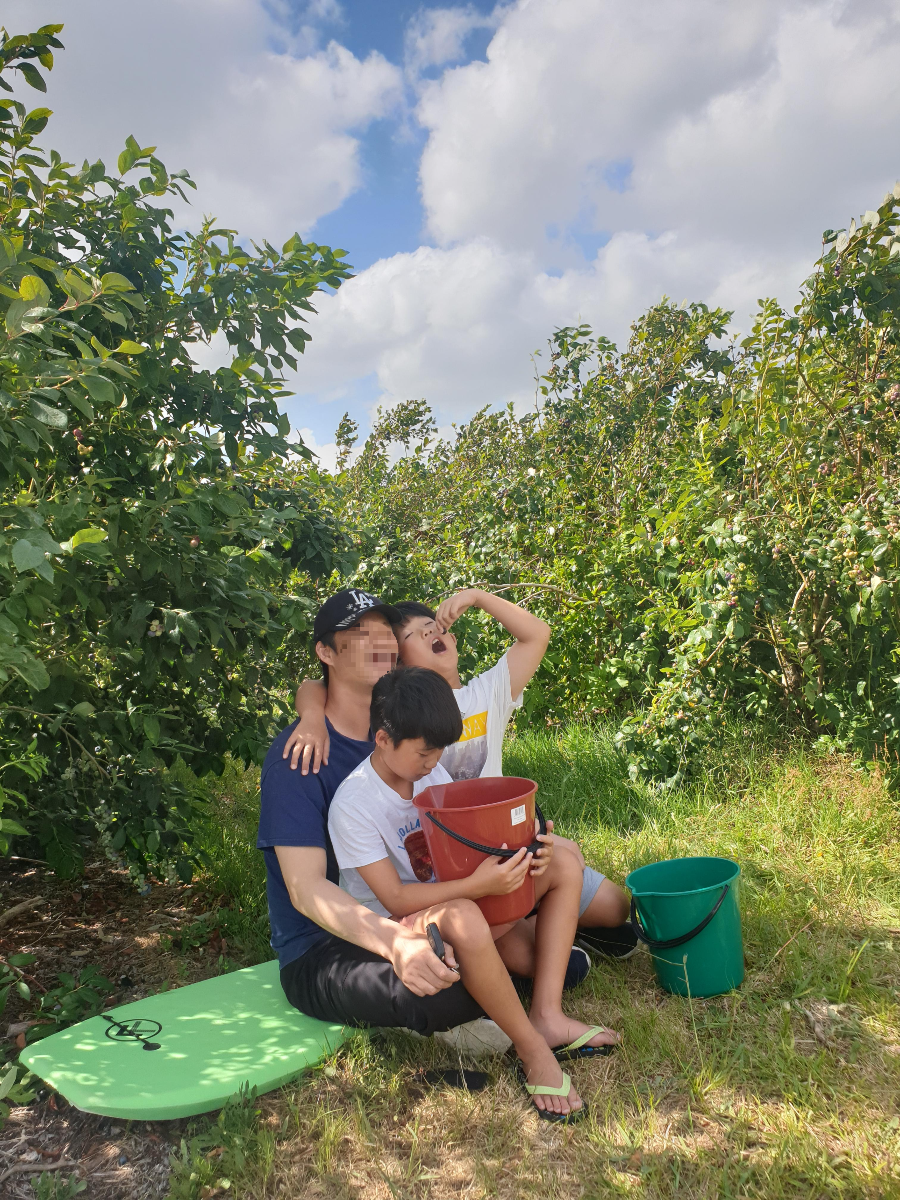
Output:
[579, 866, 606, 917]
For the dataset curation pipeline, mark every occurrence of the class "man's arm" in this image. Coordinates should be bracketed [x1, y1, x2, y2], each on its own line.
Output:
[274, 845, 459, 996]
[434, 589, 550, 699]
[282, 679, 329, 773]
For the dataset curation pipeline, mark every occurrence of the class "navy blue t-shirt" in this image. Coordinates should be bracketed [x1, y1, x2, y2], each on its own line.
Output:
[257, 718, 374, 968]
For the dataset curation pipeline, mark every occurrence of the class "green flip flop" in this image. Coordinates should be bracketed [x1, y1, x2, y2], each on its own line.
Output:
[551, 1024, 619, 1061]
[518, 1066, 587, 1124]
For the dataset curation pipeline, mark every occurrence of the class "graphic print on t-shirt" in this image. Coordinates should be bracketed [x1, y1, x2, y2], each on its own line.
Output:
[403, 828, 434, 881]
[439, 709, 488, 781]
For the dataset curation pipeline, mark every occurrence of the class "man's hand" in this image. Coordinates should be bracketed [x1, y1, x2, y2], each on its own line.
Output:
[530, 818, 554, 878]
[435, 588, 482, 632]
[283, 716, 330, 773]
[390, 928, 461, 996]
[277, 846, 462, 997]
[468, 846, 532, 896]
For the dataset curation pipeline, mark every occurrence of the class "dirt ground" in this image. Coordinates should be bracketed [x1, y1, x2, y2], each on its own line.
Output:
[1, 855, 239, 1200]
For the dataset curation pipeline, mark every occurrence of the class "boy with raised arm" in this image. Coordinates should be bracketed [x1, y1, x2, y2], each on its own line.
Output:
[287, 588, 635, 960]
[328, 665, 619, 1122]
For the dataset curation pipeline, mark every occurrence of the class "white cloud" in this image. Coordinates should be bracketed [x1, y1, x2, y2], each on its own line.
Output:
[176, 40, 401, 238]
[8, 0, 900, 445]
[3, 0, 402, 241]
[291, 0, 900, 437]
[416, 0, 900, 255]
[289, 228, 806, 424]
[416, 0, 784, 250]
[404, 5, 502, 76]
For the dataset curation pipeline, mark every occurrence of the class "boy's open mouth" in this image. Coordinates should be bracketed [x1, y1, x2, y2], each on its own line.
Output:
[431, 635, 448, 655]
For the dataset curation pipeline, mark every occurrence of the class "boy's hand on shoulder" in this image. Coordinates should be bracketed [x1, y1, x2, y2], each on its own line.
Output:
[530, 819, 553, 877]
[435, 588, 483, 632]
[283, 716, 330, 774]
[469, 846, 531, 896]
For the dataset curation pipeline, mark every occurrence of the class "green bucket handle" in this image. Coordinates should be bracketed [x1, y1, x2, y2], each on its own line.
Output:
[629, 883, 730, 951]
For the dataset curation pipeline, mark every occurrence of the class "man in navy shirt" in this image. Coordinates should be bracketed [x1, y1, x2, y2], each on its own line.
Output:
[258, 590, 482, 1033]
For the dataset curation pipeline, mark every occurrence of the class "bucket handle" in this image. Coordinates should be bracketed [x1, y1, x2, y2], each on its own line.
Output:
[425, 803, 547, 859]
[629, 883, 730, 951]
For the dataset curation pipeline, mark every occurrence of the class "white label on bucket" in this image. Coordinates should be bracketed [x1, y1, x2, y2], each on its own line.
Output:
[510, 804, 526, 826]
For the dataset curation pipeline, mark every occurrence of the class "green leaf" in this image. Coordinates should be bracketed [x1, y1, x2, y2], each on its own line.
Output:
[0, 1066, 16, 1101]
[11, 539, 46, 572]
[80, 374, 116, 406]
[22, 107, 51, 135]
[5, 298, 43, 337]
[0, 644, 50, 691]
[61, 269, 94, 304]
[179, 612, 200, 649]
[114, 339, 146, 355]
[16, 62, 47, 92]
[100, 272, 135, 294]
[117, 141, 138, 176]
[8, 953, 37, 967]
[19, 274, 51, 305]
[66, 389, 94, 421]
[143, 715, 160, 745]
[70, 701, 96, 718]
[70, 526, 107, 549]
[90, 335, 112, 361]
[29, 397, 67, 428]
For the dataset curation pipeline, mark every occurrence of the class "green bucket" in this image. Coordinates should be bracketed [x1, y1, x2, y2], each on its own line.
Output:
[625, 856, 744, 998]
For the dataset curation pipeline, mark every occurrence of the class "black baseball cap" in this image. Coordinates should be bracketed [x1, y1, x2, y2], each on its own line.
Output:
[313, 589, 402, 644]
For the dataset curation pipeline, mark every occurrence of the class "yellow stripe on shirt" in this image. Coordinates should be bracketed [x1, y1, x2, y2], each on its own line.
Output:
[459, 711, 487, 742]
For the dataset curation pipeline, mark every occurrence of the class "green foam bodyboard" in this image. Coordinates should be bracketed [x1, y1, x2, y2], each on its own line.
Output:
[20, 960, 346, 1120]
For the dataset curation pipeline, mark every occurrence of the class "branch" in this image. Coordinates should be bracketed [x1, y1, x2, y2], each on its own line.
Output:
[0, 1160, 77, 1186]
[698, 633, 730, 670]
[0, 896, 45, 928]
[789, 575, 809, 618]
[0, 708, 110, 779]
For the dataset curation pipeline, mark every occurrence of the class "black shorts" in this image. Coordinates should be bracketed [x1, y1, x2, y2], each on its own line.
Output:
[280, 934, 484, 1037]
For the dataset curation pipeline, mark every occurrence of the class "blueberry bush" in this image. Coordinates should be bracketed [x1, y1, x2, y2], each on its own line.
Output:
[315, 191, 900, 784]
[0, 25, 354, 877]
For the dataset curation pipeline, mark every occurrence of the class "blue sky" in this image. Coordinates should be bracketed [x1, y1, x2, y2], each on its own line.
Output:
[6, 0, 900, 468]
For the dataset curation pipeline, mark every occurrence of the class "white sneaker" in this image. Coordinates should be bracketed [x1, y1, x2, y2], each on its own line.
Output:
[435, 1017, 512, 1056]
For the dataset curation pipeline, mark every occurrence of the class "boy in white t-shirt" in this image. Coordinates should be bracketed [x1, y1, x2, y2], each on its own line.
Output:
[328, 665, 619, 1122]
[288, 589, 635, 960]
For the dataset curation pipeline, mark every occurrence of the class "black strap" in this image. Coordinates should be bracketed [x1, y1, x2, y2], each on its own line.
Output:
[629, 884, 729, 951]
[425, 803, 547, 858]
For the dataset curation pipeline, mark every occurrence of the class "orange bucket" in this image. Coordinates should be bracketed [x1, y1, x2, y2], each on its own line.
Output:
[413, 777, 544, 925]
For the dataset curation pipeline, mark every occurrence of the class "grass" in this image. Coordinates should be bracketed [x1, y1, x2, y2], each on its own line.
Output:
[178, 723, 900, 1199]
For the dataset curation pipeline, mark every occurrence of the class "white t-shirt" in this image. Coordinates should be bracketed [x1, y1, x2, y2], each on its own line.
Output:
[439, 652, 524, 782]
[328, 756, 454, 917]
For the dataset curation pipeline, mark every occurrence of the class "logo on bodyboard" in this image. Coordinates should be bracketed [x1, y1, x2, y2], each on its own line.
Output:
[103, 1015, 162, 1051]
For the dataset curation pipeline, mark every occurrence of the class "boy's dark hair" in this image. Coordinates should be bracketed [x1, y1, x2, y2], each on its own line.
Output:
[391, 601, 436, 629]
[371, 666, 463, 749]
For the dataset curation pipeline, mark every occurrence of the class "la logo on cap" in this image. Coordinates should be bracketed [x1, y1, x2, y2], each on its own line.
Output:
[348, 590, 376, 610]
